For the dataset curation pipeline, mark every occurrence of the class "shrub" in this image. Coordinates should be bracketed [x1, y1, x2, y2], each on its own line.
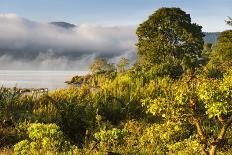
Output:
[93, 128, 128, 153]
[14, 123, 78, 155]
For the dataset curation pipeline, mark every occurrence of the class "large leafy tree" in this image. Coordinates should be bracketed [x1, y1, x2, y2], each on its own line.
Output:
[136, 8, 204, 75]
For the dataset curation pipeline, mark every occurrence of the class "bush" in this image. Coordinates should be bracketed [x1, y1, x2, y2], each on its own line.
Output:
[93, 128, 128, 153]
[14, 123, 78, 155]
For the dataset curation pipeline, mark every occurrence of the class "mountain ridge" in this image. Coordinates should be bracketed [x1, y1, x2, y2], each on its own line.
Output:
[203, 32, 220, 43]
[50, 22, 76, 29]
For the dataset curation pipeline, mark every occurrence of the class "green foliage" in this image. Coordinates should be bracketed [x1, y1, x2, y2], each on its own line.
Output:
[211, 30, 232, 65]
[68, 71, 117, 87]
[142, 71, 232, 121]
[205, 67, 224, 79]
[142, 70, 232, 154]
[94, 128, 128, 144]
[0, 126, 19, 147]
[14, 123, 78, 155]
[94, 128, 128, 152]
[205, 30, 232, 79]
[89, 58, 115, 74]
[198, 73, 232, 118]
[47, 87, 97, 144]
[203, 43, 213, 56]
[0, 87, 23, 123]
[141, 121, 191, 144]
[1, 68, 232, 154]
[116, 57, 129, 73]
[167, 136, 204, 154]
[1, 7, 232, 155]
[136, 7, 204, 75]
[147, 61, 184, 78]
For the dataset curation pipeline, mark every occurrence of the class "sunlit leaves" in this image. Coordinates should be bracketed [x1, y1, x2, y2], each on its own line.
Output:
[198, 73, 232, 118]
[142, 70, 232, 121]
[94, 128, 128, 144]
[14, 123, 77, 155]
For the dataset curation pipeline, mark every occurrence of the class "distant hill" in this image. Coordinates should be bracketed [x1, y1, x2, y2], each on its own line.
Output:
[50, 22, 76, 29]
[203, 32, 220, 44]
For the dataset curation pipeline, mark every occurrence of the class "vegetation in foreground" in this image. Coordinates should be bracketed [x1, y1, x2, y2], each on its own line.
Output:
[0, 8, 232, 155]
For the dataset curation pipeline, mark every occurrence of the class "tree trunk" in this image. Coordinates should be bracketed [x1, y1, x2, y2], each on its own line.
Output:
[209, 145, 217, 155]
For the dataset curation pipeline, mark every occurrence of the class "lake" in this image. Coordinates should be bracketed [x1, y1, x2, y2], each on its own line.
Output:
[0, 70, 88, 90]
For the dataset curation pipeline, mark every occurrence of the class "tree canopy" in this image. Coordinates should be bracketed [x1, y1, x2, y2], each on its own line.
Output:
[211, 30, 232, 64]
[116, 57, 129, 73]
[89, 58, 115, 74]
[136, 7, 204, 75]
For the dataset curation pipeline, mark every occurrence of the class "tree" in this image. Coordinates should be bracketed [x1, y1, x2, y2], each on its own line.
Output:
[136, 8, 204, 75]
[226, 17, 232, 26]
[211, 30, 232, 65]
[142, 71, 232, 155]
[116, 57, 129, 73]
[89, 58, 115, 74]
[207, 30, 232, 77]
[203, 43, 213, 56]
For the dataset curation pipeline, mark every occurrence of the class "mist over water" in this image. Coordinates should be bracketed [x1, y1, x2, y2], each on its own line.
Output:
[0, 14, 137, 89]
[0, 14, 137, 70]
[0, 70, 88, 90]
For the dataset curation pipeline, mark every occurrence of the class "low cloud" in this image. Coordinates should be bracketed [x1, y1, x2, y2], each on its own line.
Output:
[0, 14, 137, 70]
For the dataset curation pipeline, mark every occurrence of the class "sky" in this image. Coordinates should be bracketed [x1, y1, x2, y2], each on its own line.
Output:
[0, 0, 231, 32]
[0, 0, 231, 70]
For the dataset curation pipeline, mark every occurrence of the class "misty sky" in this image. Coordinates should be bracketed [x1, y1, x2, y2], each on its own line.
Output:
[0, 0, 231, 70]
[0, 0, 231, 31]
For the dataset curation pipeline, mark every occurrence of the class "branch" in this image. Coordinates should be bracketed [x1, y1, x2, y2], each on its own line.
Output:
[211, 115, 232, 146]
[193, 116, 208, 142]
[217, 115, 226, 126]
[218, 115, 232, 139]
[192, 115, 209, 155]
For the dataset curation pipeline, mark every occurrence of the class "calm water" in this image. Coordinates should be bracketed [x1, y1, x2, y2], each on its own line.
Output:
[0, 70, 88, 90]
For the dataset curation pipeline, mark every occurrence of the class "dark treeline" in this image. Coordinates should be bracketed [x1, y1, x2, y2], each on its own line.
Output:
[0, 8, 232, 155]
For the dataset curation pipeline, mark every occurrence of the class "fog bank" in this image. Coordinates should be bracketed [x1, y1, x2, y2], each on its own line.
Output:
[0, 14, 137, 70]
